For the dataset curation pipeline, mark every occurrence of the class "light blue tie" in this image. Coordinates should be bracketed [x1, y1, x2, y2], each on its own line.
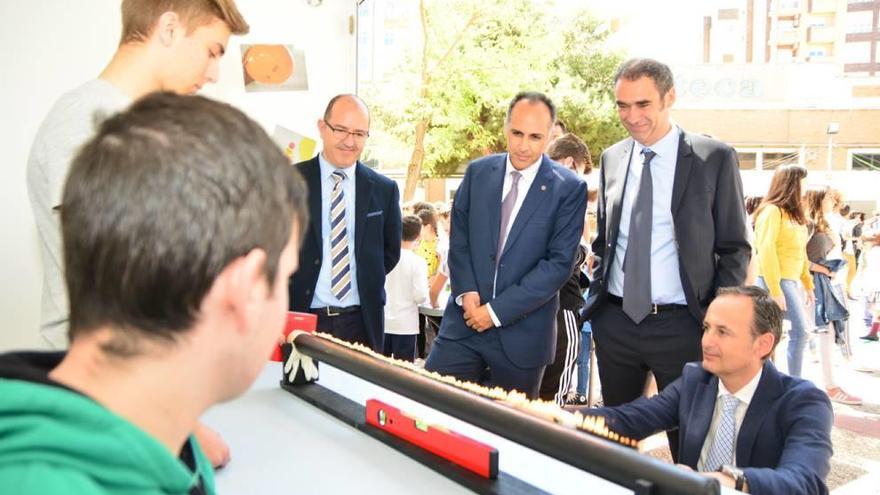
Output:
[704, 394, 740, 471]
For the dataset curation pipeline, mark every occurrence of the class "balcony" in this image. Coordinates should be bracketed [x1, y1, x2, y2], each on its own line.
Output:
[776, 1, 802, 17]
[811, 0, 838, 13]
[776, 28, 801, 44]
[848, 0, 880, 12]
[808, 25, 838, 42]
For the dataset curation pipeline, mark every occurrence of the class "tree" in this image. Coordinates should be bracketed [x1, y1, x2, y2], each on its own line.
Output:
[547, 14, 627, 167]
[362, 2, 625, 199]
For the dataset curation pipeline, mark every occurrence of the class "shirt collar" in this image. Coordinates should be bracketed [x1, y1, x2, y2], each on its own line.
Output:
[633, 123, 680, 160]
[504, 153, 543, 182]
[318, 152, 356, 181]
[718, 366, 763, 406]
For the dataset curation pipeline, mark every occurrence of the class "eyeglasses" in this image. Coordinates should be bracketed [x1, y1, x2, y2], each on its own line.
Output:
[324, 122, 369, 142]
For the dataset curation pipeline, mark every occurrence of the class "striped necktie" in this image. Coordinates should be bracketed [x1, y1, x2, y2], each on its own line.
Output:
[329, 170, 351, 301]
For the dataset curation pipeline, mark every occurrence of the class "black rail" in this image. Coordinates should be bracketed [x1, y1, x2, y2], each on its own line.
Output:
[282, 334, 719, 495]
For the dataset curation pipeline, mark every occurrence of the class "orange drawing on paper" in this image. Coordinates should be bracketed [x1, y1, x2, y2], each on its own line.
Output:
[243, 45, 294, 85]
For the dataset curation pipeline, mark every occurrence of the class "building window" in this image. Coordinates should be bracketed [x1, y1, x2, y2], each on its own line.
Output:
[762, 151, 800, 170]
[735, 149, 799, 170]
[852, 151, 880, 170]
[738, 152, 758, 169]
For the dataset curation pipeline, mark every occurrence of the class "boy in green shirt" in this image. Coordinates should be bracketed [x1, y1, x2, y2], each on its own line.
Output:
[1, 92, 307, 494]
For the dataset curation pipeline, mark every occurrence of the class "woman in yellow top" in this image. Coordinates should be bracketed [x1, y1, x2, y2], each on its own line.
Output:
[754, 165, 815, 378]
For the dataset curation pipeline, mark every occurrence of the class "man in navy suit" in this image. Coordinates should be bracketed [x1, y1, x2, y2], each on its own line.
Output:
[288, 94, 402, 352]
[578, 286, 833, 495]
[425, 92, 587, 398]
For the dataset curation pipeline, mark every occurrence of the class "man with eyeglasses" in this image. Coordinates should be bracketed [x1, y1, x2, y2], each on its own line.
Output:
[289, 94, 402, 352]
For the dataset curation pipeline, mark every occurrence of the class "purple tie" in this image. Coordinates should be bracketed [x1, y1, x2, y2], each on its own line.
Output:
[496, 170, 522, 268]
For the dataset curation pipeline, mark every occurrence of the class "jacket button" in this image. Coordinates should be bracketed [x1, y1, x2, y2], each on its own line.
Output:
[490, 254, 496, 261]
[314, 259, 320, 266]
[305, 289, 311, 295]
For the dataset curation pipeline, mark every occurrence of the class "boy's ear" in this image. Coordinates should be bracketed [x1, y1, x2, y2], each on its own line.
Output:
[155, 11, 182, 47]
[211, 248, 269, 332]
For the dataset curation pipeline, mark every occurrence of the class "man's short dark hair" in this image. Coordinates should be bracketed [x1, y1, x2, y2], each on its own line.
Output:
[401, 215, 422, 242]
[716, 286, 784, 359]
[614, 58, 675, 98]
[62, 92, 308, 354]
[546, 133, 593, 174]
[506, 91, 556, 126]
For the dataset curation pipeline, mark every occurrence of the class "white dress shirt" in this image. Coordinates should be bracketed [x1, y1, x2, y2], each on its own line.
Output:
[697, 367, 764, 471]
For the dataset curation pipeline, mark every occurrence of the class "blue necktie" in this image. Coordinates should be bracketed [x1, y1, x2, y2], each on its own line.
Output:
[704, 394, 740, 471]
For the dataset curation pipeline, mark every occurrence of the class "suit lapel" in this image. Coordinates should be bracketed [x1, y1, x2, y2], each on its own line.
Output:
[679, 375, 718, 469]
[680, 375, 718, 468]
[604, 140, 634, 278]
[670, 131, 694, 215]
[354, 162, 374, 256]
[736, 361, 782, 466]
[487, 157, 505, 258]
[304, 158, 323, 252]
[502, 156, 553, 257]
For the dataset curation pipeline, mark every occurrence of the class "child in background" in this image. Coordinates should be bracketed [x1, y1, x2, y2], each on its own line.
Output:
[416, 209, 441, 278]
[384, 216, 429, 361]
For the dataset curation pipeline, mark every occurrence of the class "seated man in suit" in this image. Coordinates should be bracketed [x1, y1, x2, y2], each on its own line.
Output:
[576, 286, 833, 495]
[0, 93, 307, 494]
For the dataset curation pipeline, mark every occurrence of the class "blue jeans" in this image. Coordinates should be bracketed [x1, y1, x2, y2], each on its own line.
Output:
[576, 321, 592, 396]
[757, 277, 809, 377]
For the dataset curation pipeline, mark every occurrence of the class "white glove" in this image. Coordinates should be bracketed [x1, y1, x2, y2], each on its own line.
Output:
[283, 330, 319, 382]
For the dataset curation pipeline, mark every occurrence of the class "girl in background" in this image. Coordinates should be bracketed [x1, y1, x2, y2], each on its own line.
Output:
[804, 186, 862, 404]
[754, 165, 814, 377]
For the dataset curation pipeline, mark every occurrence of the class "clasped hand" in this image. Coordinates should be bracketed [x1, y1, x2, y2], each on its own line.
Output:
[461, 292, 495, 331]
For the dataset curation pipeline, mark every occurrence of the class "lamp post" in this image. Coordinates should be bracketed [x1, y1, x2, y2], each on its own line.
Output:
[826, 122, 839, 172]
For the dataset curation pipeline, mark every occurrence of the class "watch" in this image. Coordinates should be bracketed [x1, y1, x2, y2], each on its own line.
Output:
[721, 464, 748, 492]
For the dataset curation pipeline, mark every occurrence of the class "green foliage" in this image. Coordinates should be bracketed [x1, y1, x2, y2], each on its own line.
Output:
[363, 0, 627, 178]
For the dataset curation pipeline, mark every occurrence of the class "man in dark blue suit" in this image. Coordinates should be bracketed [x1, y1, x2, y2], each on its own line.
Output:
[288, 94, 402, 352]
[577, 286, 833, 495]
[425, 92, 587, 398]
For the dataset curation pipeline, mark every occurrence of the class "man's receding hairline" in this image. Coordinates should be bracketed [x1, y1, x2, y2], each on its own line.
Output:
[325, 95, 370, 123]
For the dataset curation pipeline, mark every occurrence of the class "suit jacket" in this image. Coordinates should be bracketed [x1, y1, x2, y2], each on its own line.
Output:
[288, 157, 402, 351]
[586, 131, 750, 322]
[588, 361, 833, 495]
[440, 153, 587, 368]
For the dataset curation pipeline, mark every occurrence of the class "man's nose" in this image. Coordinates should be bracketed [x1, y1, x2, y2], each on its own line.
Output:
[205, 60, 220, 84]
